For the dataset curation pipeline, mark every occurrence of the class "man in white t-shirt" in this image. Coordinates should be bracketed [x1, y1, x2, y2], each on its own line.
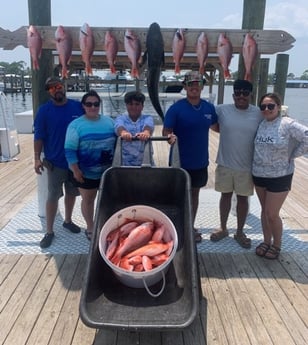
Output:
[210, 79, 263, 248]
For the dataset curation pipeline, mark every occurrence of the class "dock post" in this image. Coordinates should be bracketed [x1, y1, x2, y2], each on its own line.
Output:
[239, 0, 266, 104]
[258, 58, 270, 101]
[28, 0, 53, 217]
[273, 53, 289, 104]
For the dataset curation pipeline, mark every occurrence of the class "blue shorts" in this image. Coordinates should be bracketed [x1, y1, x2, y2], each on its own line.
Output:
[185, 168, 208, 188]
[252, 174, 293, 193]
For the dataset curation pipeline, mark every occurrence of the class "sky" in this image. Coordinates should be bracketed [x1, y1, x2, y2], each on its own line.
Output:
[0, 0, 307, 77]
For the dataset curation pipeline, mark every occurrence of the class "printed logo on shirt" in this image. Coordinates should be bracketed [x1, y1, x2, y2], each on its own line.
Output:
[255, 135, 274, 143]
[204, 114, 212, 120]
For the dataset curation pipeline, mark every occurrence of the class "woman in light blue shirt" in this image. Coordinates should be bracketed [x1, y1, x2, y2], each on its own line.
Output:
[65, 90, 116, 240]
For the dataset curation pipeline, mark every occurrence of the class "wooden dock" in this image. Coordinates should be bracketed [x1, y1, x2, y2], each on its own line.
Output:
[0, 129, 307, 345]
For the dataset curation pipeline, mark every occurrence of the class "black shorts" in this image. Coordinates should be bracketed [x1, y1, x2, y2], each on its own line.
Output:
[252, 174, 293, 193]
[72, 176, 101, 190]
[186, 168, 208, 188]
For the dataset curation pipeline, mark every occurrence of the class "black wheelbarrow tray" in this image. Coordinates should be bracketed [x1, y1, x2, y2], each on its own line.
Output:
[79, 138, 200, 331]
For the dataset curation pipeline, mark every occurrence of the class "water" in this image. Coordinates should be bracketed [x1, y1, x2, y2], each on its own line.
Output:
[5, 85, 308, 127]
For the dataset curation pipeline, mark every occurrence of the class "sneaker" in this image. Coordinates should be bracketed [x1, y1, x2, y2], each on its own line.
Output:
[40, 232, 54, 248]
[63, 221, 81, 233]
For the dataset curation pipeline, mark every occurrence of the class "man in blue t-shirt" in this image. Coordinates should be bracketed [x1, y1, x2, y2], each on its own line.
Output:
[163, 71, 218, 243]
[34, 77, 84, 248]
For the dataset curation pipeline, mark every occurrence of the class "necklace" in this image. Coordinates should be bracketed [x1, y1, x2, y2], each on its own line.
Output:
[191, 102, 202, 111]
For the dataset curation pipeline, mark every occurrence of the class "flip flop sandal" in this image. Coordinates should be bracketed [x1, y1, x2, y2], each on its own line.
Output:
[234, 233, 251, 249]
[256, 242, 271, 257]
[85, 230, 92, 241]
[210, 229, 229, 242]
[264, 245, 281, 260]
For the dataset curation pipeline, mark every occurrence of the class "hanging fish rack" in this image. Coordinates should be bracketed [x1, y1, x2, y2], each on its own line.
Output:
[0, 26, 295, 73]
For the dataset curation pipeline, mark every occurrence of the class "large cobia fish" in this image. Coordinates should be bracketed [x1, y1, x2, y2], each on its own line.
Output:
[172, 29, 185, 74]
[79, 23, 95, 75]
[104, 30, 118, 74]
[55, 25, 73, 79]
[144, 22, 165, 121]
[196, 32, 208, 75]
[124, 29, 141, 78]
[27, 25, 42, 70]
[242, 33, 258, 82]
[217, 33, 233, 79]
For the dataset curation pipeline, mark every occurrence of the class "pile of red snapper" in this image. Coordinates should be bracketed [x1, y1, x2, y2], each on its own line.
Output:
[104, 219, 174, 272]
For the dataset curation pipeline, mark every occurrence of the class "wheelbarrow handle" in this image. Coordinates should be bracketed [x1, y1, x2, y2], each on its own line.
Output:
[131, 136, 169, 141]
[112, 136, 180, 168]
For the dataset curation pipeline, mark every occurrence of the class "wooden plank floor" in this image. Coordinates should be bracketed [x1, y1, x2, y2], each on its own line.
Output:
[0, 128, 307, 345]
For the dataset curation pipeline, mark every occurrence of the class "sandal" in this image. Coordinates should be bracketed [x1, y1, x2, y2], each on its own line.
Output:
[85, 230, 92, 241]
[264, 245, 281, 260]
[234, 232, 251, 249]
[256, 242, 270, 257]
[194, 230, 202, 243]
[210, 229, 229, 242]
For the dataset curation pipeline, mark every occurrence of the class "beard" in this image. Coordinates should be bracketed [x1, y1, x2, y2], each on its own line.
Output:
[51, 91, 66, 103]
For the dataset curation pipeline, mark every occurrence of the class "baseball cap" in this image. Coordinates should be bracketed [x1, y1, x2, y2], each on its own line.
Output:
[183, 71, 205, 85]
[233, 79, 253, 92]
[45, 77, 63, 90]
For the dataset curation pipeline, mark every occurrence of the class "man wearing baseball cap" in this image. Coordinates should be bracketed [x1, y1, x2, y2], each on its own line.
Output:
[163, 71, 218, 243]
[34, 76, 84, 248]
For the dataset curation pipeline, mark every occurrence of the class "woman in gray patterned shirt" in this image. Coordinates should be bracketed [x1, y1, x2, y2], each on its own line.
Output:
[252, 92, 308, 259]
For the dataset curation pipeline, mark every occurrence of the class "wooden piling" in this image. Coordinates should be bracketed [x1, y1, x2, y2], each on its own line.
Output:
[239, 0, 266, 104]
[28, 0, 53, 118]
[273, 53, 289, 104]
[258, 58, 270, 102]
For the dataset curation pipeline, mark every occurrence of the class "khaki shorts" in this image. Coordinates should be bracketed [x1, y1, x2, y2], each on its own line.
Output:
[215, 165, 254, 196]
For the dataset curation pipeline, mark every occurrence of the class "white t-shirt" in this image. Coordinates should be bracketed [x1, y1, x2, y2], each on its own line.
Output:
[215, 104, 263, 172]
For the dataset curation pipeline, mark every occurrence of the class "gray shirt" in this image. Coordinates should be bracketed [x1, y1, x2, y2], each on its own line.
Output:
[215, 104, 263, 172]
[252, 116, 308, 178]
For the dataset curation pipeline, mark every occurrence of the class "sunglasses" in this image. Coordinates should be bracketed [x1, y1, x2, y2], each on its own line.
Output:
[48, 83, 63, 92]
[260, 103, 276, 111]
[185, 81, 203, 87]
[84, 101, 100, 108]
[234, 89, 250, 97]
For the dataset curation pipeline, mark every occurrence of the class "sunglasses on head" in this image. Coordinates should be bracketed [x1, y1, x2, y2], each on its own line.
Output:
[260, 103, 276, 111]
[84, 101, 100, 108]
[234, 89, 250, 97]
[48, 83, 63, 92]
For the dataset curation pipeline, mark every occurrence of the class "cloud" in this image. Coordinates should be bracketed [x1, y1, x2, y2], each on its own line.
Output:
[264, 2, 308, 38]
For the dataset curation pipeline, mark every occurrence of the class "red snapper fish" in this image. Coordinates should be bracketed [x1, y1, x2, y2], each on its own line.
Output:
[242, 33, 258, 82]
[79, 23, 95, 75]
[111, 221, 154, 264]
[124, 241, 172, 259]
[172, 29, 185, 74]
[27, 25, 42, 70]
[196, 32, 208, 75]
[124, 29, 141, 78]
[217, 33, 233, 79]
[55, 25, 73, 79]
[104, 30, 118, 74]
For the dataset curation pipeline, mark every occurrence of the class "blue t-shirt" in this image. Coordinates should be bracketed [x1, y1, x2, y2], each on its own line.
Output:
[114, 114, 154, 166]
[65, 115, 116, 179]
[164, 98, 218, 169]
[34, 99, 84, 169]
